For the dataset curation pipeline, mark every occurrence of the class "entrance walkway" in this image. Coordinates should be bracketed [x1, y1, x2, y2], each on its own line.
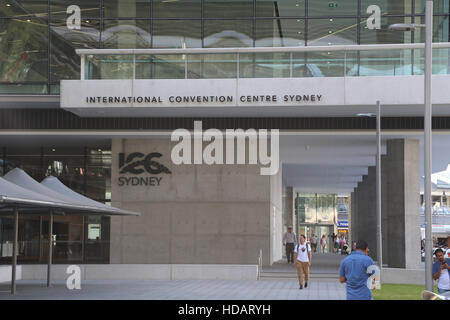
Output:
[0, 278, 346, 300]
[0, 254, 348, 300]
[262, 253, 346, 280]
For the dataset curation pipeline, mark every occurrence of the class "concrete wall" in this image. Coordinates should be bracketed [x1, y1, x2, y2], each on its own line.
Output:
[19, 264, 258, 281]
[111, 138, 279, 266]
[382, 139, 421, 268]
[270, 164, 283, 264]
[353, 139, 421, 268]
[0, 265, 21, 283]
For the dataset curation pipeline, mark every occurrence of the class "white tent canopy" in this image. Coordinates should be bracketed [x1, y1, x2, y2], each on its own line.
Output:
[0, 168, 139, 295]
[3, 168, 138, 216]
[41, 175, 137, 216]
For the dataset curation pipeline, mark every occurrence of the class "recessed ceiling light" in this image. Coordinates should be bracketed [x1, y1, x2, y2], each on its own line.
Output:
[330, 19, 333, 22]
[356, 113, 376, 117]
[6, 4, 11, 7]
[52, 148, 56, 152]
[329, 30, 333, 34]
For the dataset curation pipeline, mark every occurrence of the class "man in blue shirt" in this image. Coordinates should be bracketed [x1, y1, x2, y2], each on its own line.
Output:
[339, 240, 376, 300]
[432, 248, 450, 294]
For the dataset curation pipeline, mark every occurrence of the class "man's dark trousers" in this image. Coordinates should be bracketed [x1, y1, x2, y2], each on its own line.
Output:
[286, 243, 295, 263]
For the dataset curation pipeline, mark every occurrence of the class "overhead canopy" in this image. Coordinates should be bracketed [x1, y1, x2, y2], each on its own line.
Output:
[0, 168, 139, 216]
[41, 175, 138, 216]
[0, 176, 68, 210]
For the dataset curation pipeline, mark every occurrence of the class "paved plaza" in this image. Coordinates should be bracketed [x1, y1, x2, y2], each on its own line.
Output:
[0, 253, 347, 300]
[0, 278, 346, 300]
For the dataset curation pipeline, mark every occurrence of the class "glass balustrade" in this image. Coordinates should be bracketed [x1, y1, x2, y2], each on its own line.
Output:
[83, 47, 450, 80]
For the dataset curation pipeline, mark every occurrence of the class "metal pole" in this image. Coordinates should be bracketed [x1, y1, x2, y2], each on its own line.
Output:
[47, 211, 53, 287]
[424, 0, 433, 292]
[80, 54, 85, 80]
[376, 101, 382, 270]
[11, 207, 18, 294]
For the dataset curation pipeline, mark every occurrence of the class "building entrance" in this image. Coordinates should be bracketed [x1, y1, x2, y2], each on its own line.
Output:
[298, 224, 334, 253]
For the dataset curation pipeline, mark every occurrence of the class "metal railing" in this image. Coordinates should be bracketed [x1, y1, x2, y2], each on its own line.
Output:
[76, 43, 450, 80]
[257, 248, 262, 280]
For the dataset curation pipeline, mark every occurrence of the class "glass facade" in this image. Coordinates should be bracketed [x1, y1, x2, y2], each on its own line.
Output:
[0, 146, 112, 264]
[1, 0, 450, 93]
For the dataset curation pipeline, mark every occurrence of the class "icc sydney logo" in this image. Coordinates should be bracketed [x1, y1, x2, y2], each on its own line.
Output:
[119, 152, 172, 175]
[118, 152, 171, 187]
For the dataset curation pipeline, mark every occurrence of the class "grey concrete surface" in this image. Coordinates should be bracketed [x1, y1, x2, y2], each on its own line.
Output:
[0, 278, 346, 300]
[265, 253, 346, 276]
[111, 138, 279, 266]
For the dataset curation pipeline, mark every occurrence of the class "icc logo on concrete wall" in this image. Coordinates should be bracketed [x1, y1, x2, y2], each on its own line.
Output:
[119, 152, 172, 175]
[118, 152, 171, 187]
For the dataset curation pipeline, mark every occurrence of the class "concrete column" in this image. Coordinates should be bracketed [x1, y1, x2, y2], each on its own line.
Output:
[365, 166, 377, 262]
[283, 186, 295, 230]
[348, 194, 353, 248]
[382, 139, 421, 269]
[354, 167, 378, 261]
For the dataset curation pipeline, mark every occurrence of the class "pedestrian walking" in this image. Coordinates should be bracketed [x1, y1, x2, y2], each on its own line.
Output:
[283, 226, 297, 264]
[330, 233, 337, 253]
[293, 234, 312, 290]
[339, 240, 376, 300]
[433, 248, 450, 294]
[311, 234, 318, 252]
[320, 235, 327, 253]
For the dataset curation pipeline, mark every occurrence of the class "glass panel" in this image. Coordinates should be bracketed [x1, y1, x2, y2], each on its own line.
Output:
[152, 20, 201, 48]
[361, 0, 412, 16]
[0, 0, 48, 17]
[301, 51, 346, 77]
[154, 0, 201, 18]
[102, 20, 151, 49]
[50, 0, 101, 19]
[50, 84, 60, 94]
[307, 18, 357, 46]
[86, 149, 111, 202]
[52, 216, 83, 263]
[188, 53, 237, 78]
[89, 54, 134, 79]
[414, 15, 450, 43]
[255, 19, 305, 47]
[316, 194, 336, 224]
[360, 16, 412, 44]
[103, 0, 151, 18]
[0, 83, 48, 94]
[84, 215, 110, 263]
[0, 18, 48, 82]
[296, 193, 317, 224]
[356, 49, 412, 76]
[150, 54, 185, 79]
[43, 147, 86, 196]
[413, 48, 450, 75]
[0, 217, 14, 261]
[256, 0, 305, 17]
[50, 19, 101, 81]
[4, 148, 42, 178]
[204, 19, 253, 47]
[308, 0, 358, 16]
[415, 0, 450, 14]
[240, 52, 290, 78]
[204, 0, 253, 18]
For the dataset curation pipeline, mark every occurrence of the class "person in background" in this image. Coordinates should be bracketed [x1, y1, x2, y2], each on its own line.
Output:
[321, 235, 327, 253]
[311, 234, 318, 253]
[283, 226, 297, 264]
[433, 248, 450, 294]
[339, 240, 376, 300]
[330, 233, 337, 253]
